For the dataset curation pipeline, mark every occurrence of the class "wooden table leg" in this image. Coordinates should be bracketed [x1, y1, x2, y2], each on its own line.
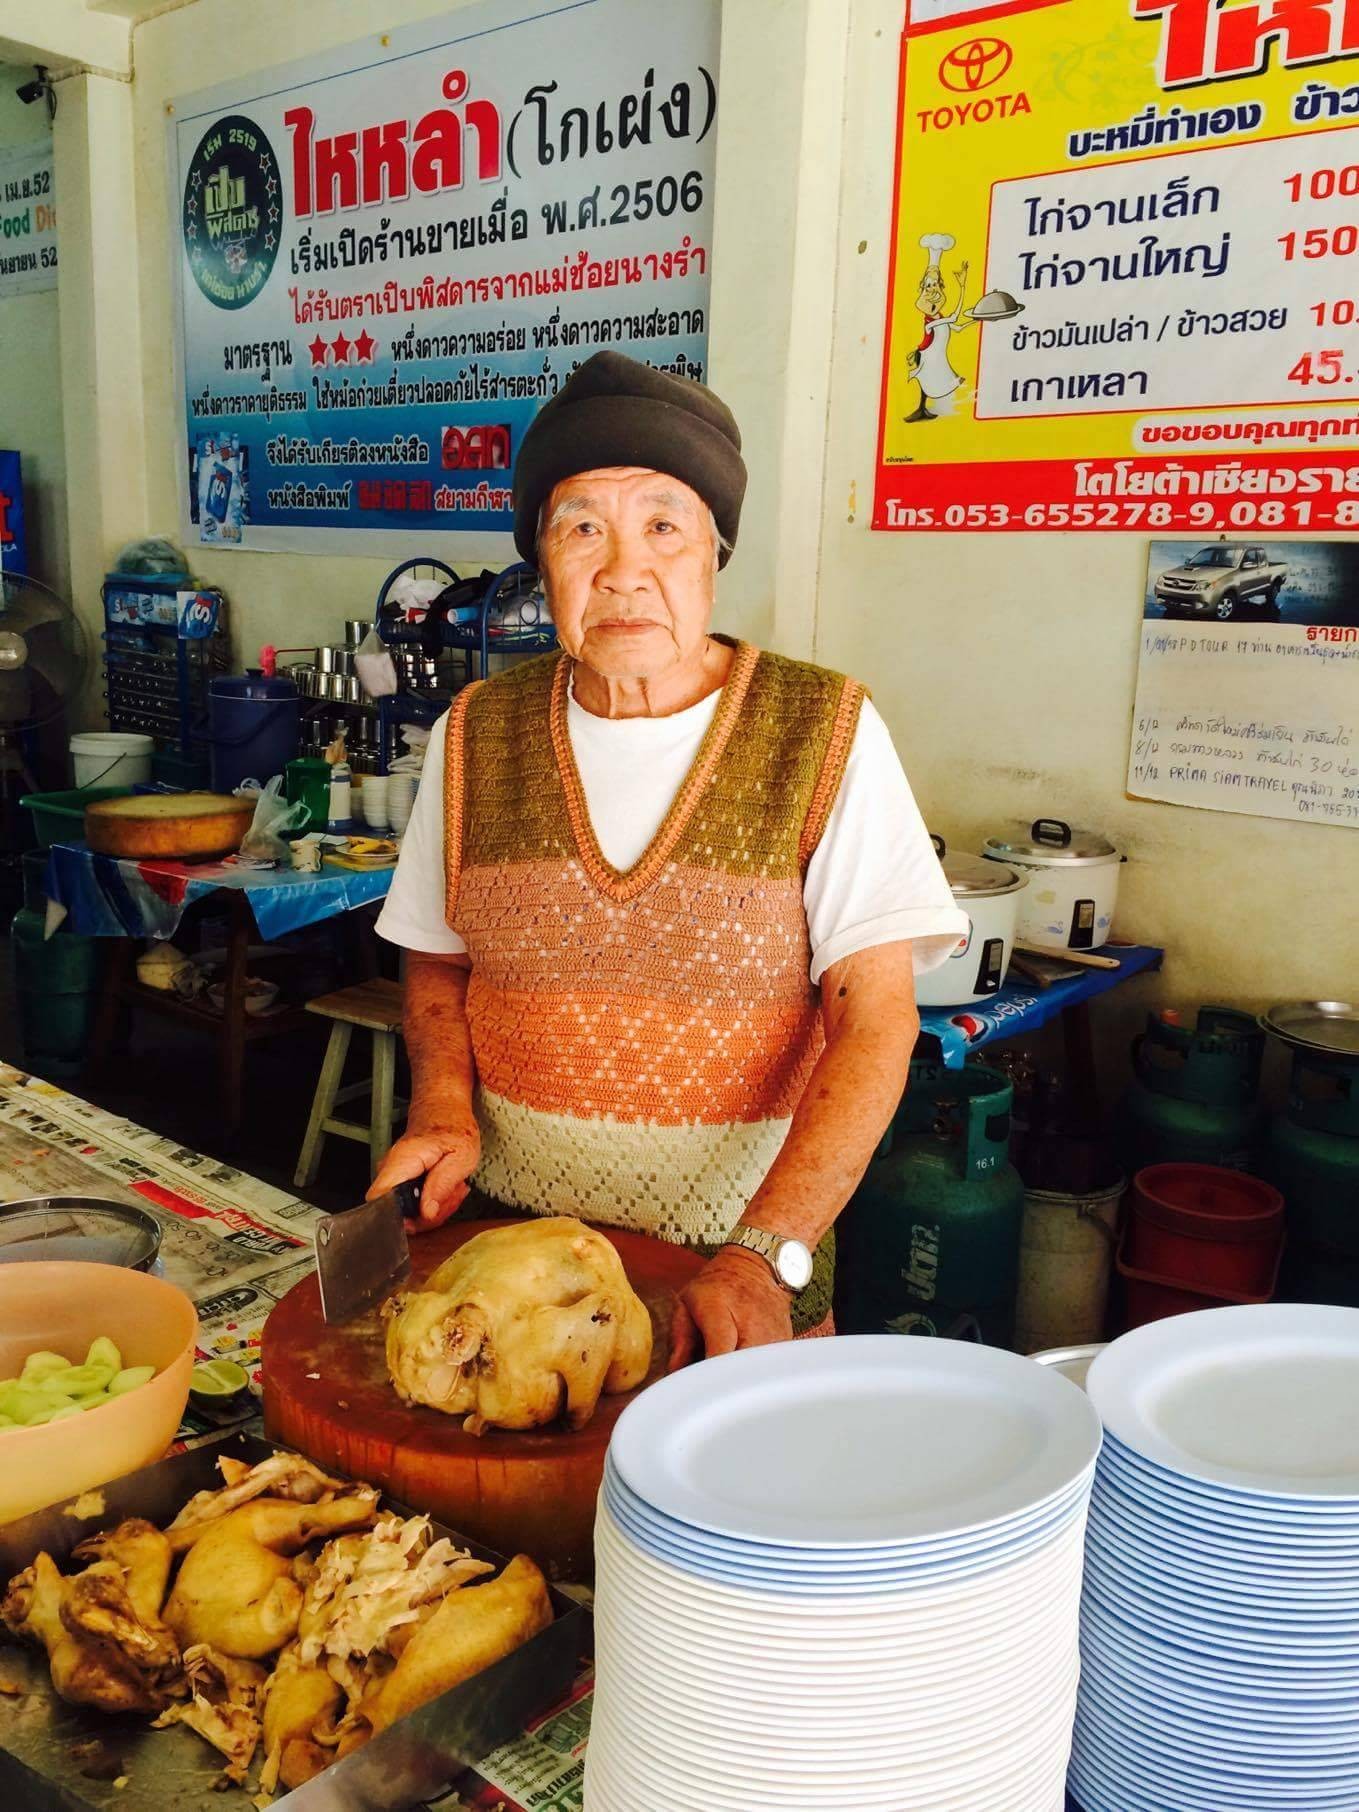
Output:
[294, 1019, 353, 1187]
[219, 895, 251, 1146]
[88, 938, 134, 1079]
[369, 1027, 397, 1181]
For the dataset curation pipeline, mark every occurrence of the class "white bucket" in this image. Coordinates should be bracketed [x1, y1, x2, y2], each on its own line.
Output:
[70, 732, 154, 789]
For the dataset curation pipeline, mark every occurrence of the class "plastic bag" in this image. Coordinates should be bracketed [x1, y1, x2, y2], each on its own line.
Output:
[112, 535, 187, 576]
[355, 626, 398, 700]
[239, 775, 311, 862]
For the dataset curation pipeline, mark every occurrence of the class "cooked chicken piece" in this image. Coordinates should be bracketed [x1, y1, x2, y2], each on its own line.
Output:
[152, 1644, 267, 1783]
[384, 1218, 652, 1434]
[297, 1515, 492, 1671]
[72, 1519, 173, 1623]
[259, 1645, 345, 1794]
[166, 1454, 349, 1553]
[361, 1554, 552, 1736]
[2, 1554, 180, 1715]
[64, 1566, 181, 1684]
[165, 1493, 378, 1660]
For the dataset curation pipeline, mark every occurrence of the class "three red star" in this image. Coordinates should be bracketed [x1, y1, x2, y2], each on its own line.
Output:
[308, 334, 328, 367]
[354, 330, 377, 364]
[332, 332, 352, 365]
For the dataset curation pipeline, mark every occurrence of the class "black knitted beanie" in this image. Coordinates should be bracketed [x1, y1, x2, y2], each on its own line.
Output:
[512, 351, 747, 568]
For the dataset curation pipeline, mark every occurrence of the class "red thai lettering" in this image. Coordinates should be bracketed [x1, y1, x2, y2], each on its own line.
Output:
[1135, 0, 1359, 86]
[315, 130, 359, 214]
[284, 73, 502, 221]
[0, 489, 11, 547]
[361, 120, 410, 206]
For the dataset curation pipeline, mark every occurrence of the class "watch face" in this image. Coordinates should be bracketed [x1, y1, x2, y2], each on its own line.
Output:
[776, 1239, 814, 1291]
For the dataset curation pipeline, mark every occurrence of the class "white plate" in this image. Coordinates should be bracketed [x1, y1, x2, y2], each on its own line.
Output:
[584, 1734, 1072, 1812]
[603, 1457, 1094, 1567]
[593, 1501, 1088, 1627]
[594, 1652, 1087, 1761]
[591, 1582, 1082, 1696]
[1100, 1432, 1359, 1521]
[1087, 1305, 1359, 1500]
[1078, 1668, 1359, 1759]
[585, 1689, 1080, 1801]
[600, 1488, 1089, 1593]
[609, 1333, 1102, 1546]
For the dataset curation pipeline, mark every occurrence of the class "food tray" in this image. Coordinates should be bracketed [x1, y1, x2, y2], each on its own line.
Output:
[0, 1431, 590, 1812]
[19, 789, 133, 850]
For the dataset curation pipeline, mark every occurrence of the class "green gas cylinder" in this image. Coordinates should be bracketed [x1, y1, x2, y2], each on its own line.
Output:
[1265, 1050, 1359, 1303]
[9, 906, 100, 1078]
[834, 1063, 1025, 1346]
[1119, 1006, 1263, 1174]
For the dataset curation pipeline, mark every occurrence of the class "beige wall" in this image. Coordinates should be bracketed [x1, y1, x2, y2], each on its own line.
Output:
[0, 68, 68, 602]
[813, 0, 1356, 1018]
[10, 0, 1356, 1019]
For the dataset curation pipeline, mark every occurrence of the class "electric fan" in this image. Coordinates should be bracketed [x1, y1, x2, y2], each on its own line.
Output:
[0, 569, 88, 845]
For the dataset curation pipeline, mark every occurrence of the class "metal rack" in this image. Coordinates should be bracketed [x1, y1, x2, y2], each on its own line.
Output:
[101, 573, 230, 780]
[372, 560, 554, 773]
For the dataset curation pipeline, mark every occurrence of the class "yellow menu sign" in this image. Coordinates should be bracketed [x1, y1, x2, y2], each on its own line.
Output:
[875, 0, 1359, 532]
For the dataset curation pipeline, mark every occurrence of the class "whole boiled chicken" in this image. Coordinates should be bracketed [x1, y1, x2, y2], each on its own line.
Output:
[383, 1218, 652, 1435]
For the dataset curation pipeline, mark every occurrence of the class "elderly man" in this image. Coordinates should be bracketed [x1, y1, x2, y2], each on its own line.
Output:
[373, 351, 965, 1363]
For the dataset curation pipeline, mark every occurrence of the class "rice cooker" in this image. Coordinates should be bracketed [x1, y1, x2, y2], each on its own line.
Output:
[915, 836, 1029, 1008]
[981, 819, 1122, 952]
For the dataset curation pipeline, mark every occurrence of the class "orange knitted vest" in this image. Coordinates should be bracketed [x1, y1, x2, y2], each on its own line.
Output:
[443, 642, 864, 1247]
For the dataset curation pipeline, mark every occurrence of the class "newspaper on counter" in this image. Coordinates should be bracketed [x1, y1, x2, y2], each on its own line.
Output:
[431, 1668, 594, 1812]
[0, 1065, 325, 1445]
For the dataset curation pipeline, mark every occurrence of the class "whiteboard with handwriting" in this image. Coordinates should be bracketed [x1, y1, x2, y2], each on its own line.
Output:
[1128, 540, 1359, 831]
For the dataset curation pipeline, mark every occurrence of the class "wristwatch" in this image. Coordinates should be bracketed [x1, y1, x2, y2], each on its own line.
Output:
[722, 1226, 814, 1295]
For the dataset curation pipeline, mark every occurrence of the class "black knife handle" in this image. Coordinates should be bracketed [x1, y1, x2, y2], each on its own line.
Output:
[391, 1178, 423, 1222]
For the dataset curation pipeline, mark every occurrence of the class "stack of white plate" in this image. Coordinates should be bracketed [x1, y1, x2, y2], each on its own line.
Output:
[585, 1335, 1102, 1812]
[1070, 1304, 1359, 1812]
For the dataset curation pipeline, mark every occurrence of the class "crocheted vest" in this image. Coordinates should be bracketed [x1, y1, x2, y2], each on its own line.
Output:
[443, 641, 865, 1250]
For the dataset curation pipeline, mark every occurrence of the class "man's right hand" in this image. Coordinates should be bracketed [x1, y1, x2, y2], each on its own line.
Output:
[369, 1121, 481, 1231]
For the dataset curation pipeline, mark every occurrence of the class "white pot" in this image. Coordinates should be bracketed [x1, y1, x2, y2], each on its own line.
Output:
[981, 819, 1121, 952]
[915, 838, 1028, 1008]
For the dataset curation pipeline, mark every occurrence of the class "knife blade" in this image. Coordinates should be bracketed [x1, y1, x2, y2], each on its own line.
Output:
[314, 1179, 420, 1324]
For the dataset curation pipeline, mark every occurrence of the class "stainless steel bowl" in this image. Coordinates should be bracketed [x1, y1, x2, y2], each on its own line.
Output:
[0, 1198, 162, 1270]
[1029, 1343, 1106, 1390]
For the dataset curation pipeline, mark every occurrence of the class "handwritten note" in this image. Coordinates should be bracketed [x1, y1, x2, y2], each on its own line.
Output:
[1129, 624, 1359, 829]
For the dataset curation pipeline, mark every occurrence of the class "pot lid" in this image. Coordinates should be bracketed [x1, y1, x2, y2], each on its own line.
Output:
[983, 818, 1119, 865]
[930, 834, 1027, 897]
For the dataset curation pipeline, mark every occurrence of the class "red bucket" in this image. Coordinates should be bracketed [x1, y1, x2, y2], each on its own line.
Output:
[1126, 1163, 1284, 1297]
[1115, 1230, 1283, 1331]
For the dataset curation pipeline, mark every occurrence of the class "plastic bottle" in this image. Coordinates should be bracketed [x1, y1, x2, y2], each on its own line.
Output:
[327, 743, 352, 829]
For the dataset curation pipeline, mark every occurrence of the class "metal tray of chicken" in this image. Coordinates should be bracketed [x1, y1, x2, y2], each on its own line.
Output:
[0, 1430, 590, 1812]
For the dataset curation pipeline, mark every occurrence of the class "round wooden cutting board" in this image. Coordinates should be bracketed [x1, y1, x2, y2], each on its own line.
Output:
[261, 1218, 704, 1580]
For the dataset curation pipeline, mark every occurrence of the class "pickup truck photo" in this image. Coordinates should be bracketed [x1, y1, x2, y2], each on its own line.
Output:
[1153, 545, 1287, 620]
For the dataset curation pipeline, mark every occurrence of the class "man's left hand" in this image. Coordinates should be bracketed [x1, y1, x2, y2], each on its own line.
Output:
[668, 1245, 793, 1371]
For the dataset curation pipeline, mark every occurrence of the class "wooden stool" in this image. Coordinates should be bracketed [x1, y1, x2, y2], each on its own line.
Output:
[295, 979, 406, 1186]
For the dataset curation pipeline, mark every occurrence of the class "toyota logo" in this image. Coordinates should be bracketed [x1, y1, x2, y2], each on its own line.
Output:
[939, 37, 1013, 93]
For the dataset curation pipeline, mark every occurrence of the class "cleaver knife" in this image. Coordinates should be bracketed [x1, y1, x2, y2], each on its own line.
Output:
[314, 1179, 421, 1324]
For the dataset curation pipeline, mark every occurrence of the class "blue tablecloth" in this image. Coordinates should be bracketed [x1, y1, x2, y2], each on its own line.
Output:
[44, 841, 394, 941]
[918, 945, 1164, 1068]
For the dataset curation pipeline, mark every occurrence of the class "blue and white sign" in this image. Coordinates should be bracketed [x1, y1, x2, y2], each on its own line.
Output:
[0, 451, 28, 577]
[169, 0, 719, 556]
[0, 142, 57, 299]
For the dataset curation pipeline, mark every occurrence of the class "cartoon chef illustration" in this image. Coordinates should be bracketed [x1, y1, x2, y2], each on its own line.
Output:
[904, 233, 1025, 424]
[905, 233, 974, 422]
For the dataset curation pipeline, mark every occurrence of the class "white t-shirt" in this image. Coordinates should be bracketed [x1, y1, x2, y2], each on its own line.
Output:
[376, 683, 967, 984]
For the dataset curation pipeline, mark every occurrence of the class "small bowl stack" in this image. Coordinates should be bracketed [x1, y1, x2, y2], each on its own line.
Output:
[1070, 1304, 1359, 1812]
[586, 1336, 1102, 1812]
